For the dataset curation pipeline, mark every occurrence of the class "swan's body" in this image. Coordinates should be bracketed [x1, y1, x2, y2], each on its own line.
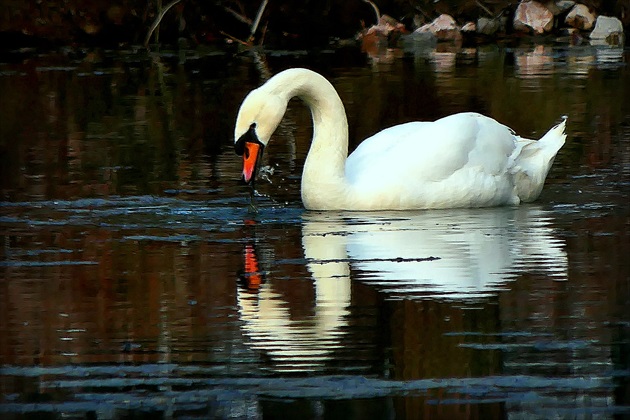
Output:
[234, 68, 566, 210]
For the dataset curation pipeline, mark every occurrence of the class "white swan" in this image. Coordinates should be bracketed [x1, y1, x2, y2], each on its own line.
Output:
[234, 68, 566, 210]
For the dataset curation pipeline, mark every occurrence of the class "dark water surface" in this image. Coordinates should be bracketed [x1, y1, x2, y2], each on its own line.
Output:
[1, 43, 629, 419]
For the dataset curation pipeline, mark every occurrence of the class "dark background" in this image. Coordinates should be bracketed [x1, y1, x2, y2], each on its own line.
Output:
[1, 0, 629, 51]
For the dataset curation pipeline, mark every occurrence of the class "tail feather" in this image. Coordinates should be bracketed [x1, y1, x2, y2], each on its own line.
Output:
[511, 117, 567, 203]
[537, 116, 567, 155]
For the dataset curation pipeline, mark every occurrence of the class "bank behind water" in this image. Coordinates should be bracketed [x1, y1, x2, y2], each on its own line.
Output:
[1, 0, 628, 51]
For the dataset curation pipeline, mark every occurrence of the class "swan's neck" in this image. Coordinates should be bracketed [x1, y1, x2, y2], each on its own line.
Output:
[267, 70, 349, 210]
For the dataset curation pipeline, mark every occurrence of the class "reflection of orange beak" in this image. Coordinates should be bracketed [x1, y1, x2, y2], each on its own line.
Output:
[242, 142, 261, 184]
[244, 244, 262, 290]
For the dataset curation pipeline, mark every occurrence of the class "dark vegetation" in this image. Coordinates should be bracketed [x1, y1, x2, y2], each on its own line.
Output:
[1, 0, 629, 51]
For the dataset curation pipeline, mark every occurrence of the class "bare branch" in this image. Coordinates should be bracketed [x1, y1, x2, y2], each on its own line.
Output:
[476, 0, 495, 17]
[144, 0, 182, 48]
[220, 30, 250, 46]
[413, 5, 433, 21]
[258, 21, 269, 46]
[224, 6, 252, 25]
[249, 0, 269, 41]
[362, 0, 381, 25]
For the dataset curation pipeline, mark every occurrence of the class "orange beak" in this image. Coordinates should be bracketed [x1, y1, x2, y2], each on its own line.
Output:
[243, 244, 262, 290]
[242, 142, 261, 184]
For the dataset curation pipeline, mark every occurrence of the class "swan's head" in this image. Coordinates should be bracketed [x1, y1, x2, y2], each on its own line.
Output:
[234, 88, 287, 184]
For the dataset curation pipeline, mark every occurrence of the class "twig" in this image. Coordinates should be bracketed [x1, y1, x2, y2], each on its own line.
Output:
[362, 0, 381, 24]
[221, 0, 269, 47]
[220, 30, 250, 46]
[258, 21, 268, 46]
[413, 5, 433, 21]
[144, 0, 182, 48]
[156, 0, 162, 44]
[476, 0, 495, 17]
[249, 0, 269, 42]
[224, 6, 252, 25]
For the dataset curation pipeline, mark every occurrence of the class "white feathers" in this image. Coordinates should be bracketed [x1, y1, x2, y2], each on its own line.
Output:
[235, 68, 566, 210]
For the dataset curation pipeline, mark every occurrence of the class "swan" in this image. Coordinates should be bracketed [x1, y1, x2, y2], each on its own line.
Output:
[234, 68, 566, 210]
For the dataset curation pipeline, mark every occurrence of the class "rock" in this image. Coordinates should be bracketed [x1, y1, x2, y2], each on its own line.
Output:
[360, 15, 407, 55]
[565, 4, 596, 30]
[379, 15, 407, 34]
[402, 31, 437, 49]
[589, 16, 624, 44]
[461, 22, 476, 32]
[545, 0, 575, 15]
[416, 14, 461, 41]
[513, 1, 554, 34]
[363, 14, 406, 39]
[477, 17, 502, 35]
[412, 14, 425, 30]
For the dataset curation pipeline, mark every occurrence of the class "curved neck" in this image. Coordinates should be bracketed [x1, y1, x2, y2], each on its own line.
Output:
[265, 69, 350, 209]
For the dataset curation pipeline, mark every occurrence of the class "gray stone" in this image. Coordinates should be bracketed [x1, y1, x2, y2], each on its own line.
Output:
[589, 15, 624, 44]
[545, 0, 575, 15]
[477, 17, 502, 35]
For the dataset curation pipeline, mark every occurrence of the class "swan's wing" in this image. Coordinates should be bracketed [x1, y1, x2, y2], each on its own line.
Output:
[346, 113, 517, 189]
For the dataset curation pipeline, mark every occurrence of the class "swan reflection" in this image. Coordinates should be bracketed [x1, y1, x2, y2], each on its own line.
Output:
[307, 206, 568, 300]
[237, 238, 350, 373]
[237, 206, 567, 371]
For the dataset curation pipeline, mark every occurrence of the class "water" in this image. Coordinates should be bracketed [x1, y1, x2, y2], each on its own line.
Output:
[1, 43, 629, 418]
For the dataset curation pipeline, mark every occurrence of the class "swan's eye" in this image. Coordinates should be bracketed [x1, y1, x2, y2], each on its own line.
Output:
[235, 123, 259, 156]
